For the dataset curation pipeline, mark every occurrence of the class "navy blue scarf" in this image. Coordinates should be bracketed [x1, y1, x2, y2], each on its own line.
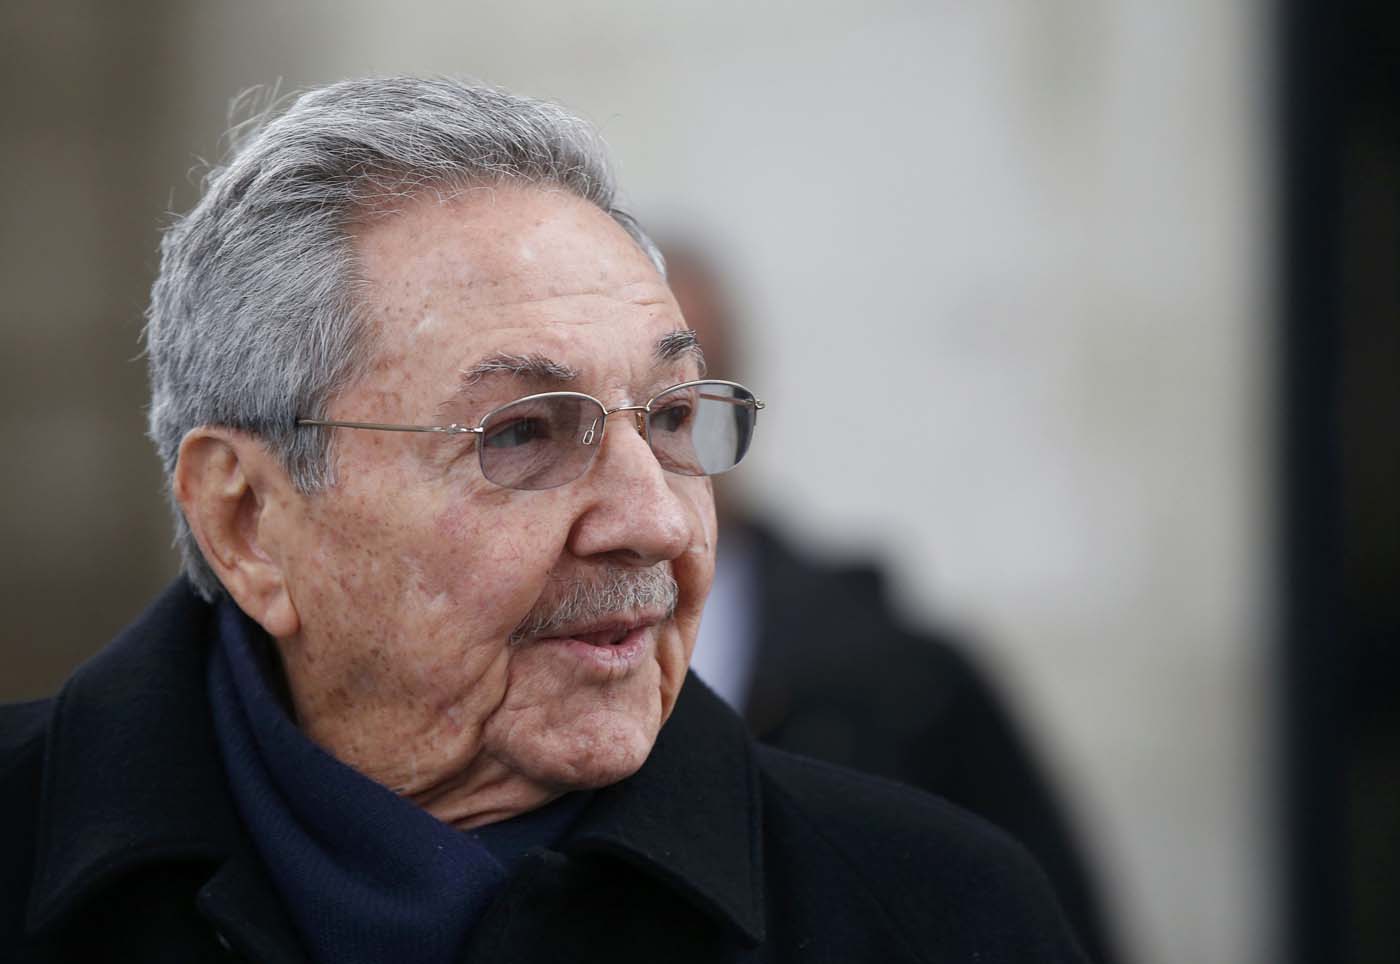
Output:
[207, 600, 587, 963]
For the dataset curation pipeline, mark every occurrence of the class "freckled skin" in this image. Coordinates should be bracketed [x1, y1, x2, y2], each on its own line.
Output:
[268, 185, 716, 829]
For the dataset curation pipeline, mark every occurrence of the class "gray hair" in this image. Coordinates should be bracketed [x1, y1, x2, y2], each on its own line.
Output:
[145, 76, 665, 601]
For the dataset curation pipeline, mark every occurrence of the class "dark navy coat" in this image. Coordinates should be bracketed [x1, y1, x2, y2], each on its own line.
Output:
[1, 581, 1088, 962]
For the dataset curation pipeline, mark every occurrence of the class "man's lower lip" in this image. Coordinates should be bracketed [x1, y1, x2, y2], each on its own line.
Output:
[535, 626, 650, 671]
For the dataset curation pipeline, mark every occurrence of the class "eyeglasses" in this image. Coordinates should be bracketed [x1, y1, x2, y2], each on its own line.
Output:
[297, 379, 765, 491]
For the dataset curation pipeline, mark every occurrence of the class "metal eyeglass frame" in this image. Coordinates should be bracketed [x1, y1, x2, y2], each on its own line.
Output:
[295, 378, 765, 486]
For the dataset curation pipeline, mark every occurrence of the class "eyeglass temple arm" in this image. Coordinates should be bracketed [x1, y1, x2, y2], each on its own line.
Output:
[296, 418, 481, 435]
[697, 393, 765, 410]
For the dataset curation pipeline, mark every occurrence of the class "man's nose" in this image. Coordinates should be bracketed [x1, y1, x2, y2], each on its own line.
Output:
[565, 414, 693, 566]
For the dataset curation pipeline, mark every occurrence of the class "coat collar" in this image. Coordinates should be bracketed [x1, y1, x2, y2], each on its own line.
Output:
[27, 581, 246, 931]
[565, 675, 767, 946]
[26, 580, 766, 948]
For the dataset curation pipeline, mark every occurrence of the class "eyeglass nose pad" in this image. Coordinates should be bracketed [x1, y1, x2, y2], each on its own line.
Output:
[581, 417, 600, 446]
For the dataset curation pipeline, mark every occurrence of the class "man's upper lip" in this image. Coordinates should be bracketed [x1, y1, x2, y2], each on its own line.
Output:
[534, 611, 668, 642]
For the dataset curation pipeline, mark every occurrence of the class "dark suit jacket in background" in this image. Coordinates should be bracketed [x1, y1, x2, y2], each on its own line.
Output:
[738, 521, 1119, 964]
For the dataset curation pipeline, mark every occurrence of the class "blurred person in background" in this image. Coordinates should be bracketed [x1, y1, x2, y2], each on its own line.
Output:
[666, 239, 1122, 964]
[0, 77, 1089, 963]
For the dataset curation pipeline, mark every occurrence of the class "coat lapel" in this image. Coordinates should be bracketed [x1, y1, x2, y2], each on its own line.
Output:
[564, 675, 767, 947]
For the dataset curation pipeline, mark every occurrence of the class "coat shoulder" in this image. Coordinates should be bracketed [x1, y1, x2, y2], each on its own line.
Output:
[1, 699, 52, 942]
[0, 698, 52, 780]
[754, 744, 1088, 962]
[756, 740, 1027, 864]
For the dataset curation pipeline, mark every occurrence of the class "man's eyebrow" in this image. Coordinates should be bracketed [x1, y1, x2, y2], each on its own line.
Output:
[458, 352, 579, 387]
[451, 336, 700, 410]
[656, 329, 706, 373]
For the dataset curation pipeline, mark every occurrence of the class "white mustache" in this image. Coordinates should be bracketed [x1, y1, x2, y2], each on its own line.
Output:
[509, 566, 679, 644]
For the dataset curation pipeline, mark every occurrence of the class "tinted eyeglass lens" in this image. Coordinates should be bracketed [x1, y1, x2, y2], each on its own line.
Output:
[479, 394, 603, 490]
[647, 381, 756, 476]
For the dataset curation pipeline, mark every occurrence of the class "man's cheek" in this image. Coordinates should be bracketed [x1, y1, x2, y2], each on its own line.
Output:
[685, 479, 718, 554]
[440, 540, 564, 640]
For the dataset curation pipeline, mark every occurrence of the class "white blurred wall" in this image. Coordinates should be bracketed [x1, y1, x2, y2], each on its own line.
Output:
[169, 3, 1274, 961]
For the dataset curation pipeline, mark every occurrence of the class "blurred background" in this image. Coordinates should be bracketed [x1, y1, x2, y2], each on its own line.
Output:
[1, 2, 1394, 963]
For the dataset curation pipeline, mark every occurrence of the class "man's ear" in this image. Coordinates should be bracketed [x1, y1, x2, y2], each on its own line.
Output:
[173, 428, 301, 639]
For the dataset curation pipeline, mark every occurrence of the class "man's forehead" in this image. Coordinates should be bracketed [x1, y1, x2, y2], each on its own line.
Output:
[354, 185, 660, 302]
[346, 185, 693, 410]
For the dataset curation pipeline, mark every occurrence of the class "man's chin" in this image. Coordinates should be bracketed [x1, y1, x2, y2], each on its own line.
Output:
[516, 710, 662, 792]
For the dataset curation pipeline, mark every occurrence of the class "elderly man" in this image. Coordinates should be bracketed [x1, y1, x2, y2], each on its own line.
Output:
[1, 78, 1086, 962]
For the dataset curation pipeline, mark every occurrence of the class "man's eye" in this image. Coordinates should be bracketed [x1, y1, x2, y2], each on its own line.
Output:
[484, 417, 549, 449]
[652, 403, 693, 434]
